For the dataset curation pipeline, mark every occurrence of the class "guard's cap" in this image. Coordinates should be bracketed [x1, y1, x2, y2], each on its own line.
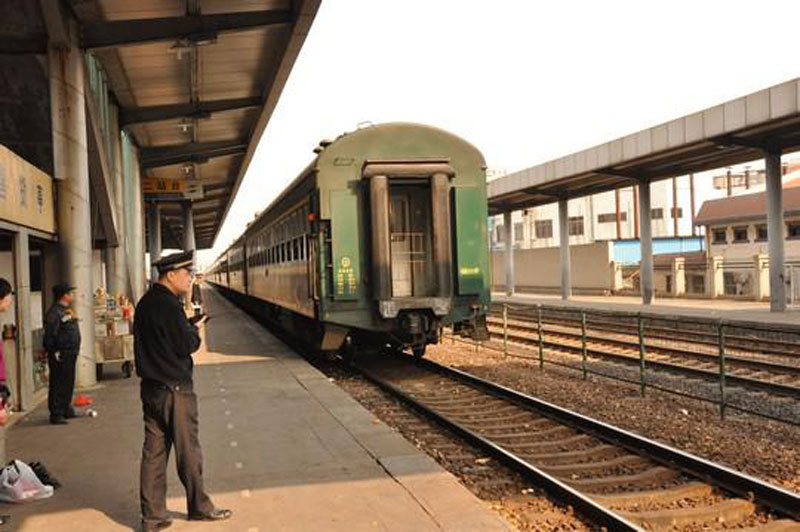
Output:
[154, 250, 195, 275]
[52, 283, 76, 299]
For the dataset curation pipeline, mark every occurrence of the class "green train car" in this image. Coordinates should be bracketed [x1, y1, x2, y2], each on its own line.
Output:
[208, 122, 490, 358]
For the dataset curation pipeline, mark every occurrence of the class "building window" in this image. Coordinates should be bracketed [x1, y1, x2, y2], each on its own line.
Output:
[597, 212, 627, 223]
[712, 228, 727, 244]
[671, 207, 683, 219]
[756, 225, 768, 241]
[732, 226, 749, 243]
[568, 216, 584, 236]
[534, 220, 553, 239]
[495, 225, 505, 243]
[514, 222, 524, 242]
[651, 208, 664, 220]
[788, 221, 800, 240]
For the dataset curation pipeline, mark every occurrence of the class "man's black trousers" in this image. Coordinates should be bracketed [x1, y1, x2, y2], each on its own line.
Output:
[140, 380, 214, 522]
[47, 350, 77, 420]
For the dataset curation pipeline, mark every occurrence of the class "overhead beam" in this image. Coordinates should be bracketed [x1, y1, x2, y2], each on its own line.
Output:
[712, 135, 782, 153]
[140, 139, 247, 169]
[81, 9, 294, 50]
[119, 96, 262, 126]
[0, 34, 48, 54]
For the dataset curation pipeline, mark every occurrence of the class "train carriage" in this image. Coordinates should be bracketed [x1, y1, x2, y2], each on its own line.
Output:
[208, 122, 490, 358]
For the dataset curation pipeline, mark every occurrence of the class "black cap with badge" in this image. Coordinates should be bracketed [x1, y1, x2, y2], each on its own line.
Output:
[52, 283, 76, 300]
[154, 250, 195, 275]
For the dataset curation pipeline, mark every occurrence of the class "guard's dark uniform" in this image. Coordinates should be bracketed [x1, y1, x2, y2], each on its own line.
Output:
[134, 258, 214, 524]
[43, 300, 81, 421]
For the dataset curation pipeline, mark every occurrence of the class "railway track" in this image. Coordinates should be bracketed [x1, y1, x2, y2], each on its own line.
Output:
[490, 305, 800, 360]
[486, 315, 800, 400]
[355, 354, 800, 531]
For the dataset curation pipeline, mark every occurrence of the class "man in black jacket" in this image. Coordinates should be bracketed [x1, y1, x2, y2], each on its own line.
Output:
[43, 283, 80, 425]
[134, 250, 231, 532]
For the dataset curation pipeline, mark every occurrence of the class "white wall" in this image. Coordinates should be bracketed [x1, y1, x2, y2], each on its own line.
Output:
[492, 241, 619, 294]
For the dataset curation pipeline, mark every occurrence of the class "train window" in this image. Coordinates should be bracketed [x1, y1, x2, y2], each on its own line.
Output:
[281, 242, 286, 263]
[293, 238, 299, 261]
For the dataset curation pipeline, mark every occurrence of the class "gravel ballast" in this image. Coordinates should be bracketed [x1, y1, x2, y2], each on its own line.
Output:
[427, 339, 800, 495]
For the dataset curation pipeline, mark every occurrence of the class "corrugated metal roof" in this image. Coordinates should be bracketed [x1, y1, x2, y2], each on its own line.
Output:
[74, 0, 321, 249]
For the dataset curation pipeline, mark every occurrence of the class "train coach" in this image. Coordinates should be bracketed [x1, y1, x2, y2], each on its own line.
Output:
[208, 122, 490, 358]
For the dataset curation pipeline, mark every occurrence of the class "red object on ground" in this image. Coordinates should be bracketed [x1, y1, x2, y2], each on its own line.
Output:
[73, 394, 94, 407]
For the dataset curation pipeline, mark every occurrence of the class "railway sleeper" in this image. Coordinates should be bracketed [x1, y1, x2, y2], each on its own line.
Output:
[430, 403, 521, 416]
[499, 434, 593, 452]
[537, 454, 650, 476]
[518, 444, 620, 465]
[454, 415, 552, 430]
[590, 481, 712, 509]
[481, 425, 573, 441]
[737, 520, 800, 531]
[619, 497, 755, 529]
[565, 465, 680, 491]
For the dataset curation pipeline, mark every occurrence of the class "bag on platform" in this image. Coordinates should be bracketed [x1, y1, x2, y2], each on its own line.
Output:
[0, 460, 54, 503]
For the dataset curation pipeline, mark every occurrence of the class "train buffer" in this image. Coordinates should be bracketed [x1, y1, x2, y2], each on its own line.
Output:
[3, 288, 507, 531]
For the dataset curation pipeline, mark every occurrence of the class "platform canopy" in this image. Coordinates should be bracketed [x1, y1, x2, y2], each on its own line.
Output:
[69, 0, 320, 249]
[488, 79, 800, 215]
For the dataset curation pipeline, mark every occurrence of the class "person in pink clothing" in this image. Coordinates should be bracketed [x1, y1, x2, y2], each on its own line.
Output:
[0, 278, 12, 407]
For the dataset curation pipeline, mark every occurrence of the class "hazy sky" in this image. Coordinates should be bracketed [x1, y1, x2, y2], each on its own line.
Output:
[197, 0, 800, 267]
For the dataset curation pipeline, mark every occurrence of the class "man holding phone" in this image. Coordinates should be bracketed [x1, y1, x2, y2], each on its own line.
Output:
[134, 250, 231, 532]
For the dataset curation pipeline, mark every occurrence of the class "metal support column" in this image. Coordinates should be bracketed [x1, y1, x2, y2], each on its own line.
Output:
[558, 198, 571, 300]
[503, 211, 514, 295]
[48, 19, 96, 387]
[638, 179, 654, 305]
[765, 150, 786, 312]
[148, 202, 162, 283]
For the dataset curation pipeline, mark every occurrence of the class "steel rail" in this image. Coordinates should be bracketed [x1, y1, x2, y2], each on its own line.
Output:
[354, 362, 645, 532]
[412, 356, 800, 520]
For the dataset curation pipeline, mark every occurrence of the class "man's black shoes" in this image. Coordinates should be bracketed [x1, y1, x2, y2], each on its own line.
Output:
[188, 509, 233, 521]
[49, 417, 68, 425]
[141, 519, 172, 532]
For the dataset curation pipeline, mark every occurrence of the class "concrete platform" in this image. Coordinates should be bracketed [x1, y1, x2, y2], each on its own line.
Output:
[494, 292, 800, 327]
[2, 289, 508, 531]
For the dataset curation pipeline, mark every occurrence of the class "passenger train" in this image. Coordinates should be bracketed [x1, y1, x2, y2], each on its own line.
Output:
[207, 122, 490, 358]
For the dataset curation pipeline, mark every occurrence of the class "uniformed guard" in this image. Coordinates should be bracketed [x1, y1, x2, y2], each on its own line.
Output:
[134, 250, 231, 532]
[43, 283, 81, 425]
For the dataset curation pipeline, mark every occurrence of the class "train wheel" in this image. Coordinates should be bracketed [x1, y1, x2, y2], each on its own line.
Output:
[412, 344, 426, 359]
[122, 361, 133, 378]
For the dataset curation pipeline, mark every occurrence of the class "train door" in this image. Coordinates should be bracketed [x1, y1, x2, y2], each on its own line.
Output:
[366, 162, 454, 318]
[389, 186, 434, 297]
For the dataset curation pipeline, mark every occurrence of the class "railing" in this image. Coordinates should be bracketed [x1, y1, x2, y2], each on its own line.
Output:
[445, 303, 800, 426]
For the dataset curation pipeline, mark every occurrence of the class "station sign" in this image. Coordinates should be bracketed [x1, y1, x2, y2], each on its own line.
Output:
[0, 144, 56, 234]
[142, 178, 204, 201]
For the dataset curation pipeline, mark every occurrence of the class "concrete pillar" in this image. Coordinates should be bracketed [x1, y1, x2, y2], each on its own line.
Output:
[558, 198, 571, 300]
[503, 211, 514, 295]
[638, 180, 654, 304]
[148, 202, 162, 283]
[753, 254, 769, 301]
[48, 21, 96, 387]
[105, 105, 127, 298]
[707, 255, 724, 298]
[182, 202, 196, 258]
[12, 229, 34, 411]
[765, 150, 786, 311]
[131, 145, 146, 301]
[672, 257, 685, 296]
